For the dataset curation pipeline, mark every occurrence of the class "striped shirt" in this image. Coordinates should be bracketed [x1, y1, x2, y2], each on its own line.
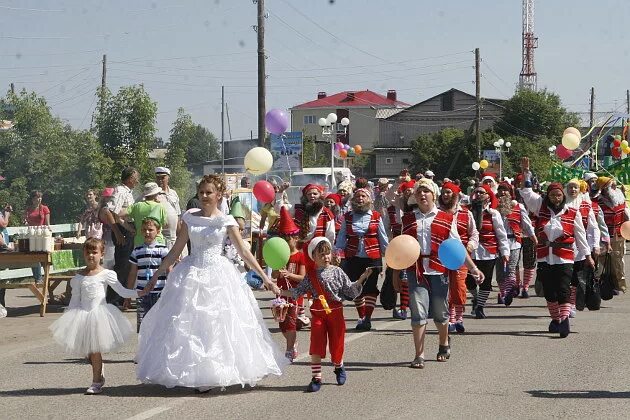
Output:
[129, 242, 169, 293]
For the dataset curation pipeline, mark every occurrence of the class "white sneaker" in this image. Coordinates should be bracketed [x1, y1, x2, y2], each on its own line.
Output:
[569, 307, 576, 318]
[85, 382, 103, 395]
[297, 315, 310, 326]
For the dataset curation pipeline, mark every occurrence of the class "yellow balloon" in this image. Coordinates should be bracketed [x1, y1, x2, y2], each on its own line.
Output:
[622, 140, 629, 148]
[385, 235, 421, 270]
[479, 159, 489, 169]
[561, 132, 580, 151]
[244, 147, 273, 175]
[563, 127, 581, 138]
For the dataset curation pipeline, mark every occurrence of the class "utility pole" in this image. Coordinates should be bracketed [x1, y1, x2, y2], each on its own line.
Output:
[589, 87, 595, 128]
[256, 0, 266, 147]
[475, 48, 481, 159]
[221, 85, 225, 174]
[100, 54, 107, 115]
[10, 83, 15, 94]
[626, 89, 629, 115]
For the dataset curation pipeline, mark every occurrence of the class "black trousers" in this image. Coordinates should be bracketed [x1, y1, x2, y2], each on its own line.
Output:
[343, 256, 380, 295]
[538, 262, 572, 304]
[107, 224, 134, 304]
[467, 259, 496, 292]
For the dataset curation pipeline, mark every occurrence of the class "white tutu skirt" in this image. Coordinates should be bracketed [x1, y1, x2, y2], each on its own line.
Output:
[136, 254, 288, 388]
[49, 304, 134, 357]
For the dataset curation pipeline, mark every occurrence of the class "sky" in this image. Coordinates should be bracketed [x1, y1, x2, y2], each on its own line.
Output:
[1, 0, 629, 142]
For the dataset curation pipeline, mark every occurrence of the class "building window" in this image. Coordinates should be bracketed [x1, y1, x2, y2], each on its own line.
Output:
[303, 115, 316, 125]
[441, 90, 454, 111]
[385, 157, 393, 165]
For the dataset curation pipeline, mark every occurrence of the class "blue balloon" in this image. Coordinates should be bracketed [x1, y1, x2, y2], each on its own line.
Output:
[438, 238, 466, 270]
[244, 270, 263, 289]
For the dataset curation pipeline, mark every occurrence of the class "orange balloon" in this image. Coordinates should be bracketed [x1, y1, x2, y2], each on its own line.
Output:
[353, 145, 362, 154]
[339, 149, 348, 159]
[621, 221, 630, 240]
[385, 235, 421, 270]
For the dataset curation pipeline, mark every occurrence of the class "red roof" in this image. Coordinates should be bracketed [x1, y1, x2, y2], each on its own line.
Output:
[293, 90, 409, 109]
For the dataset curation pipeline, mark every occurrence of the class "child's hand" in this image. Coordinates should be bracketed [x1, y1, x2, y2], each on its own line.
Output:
[278, 269, 289, 278]
[359, 267, 373, 282]
[122, 298, 132, 310]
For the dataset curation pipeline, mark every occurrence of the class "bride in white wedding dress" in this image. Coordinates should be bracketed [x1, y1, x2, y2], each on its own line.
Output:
[136, 174, 287, 392]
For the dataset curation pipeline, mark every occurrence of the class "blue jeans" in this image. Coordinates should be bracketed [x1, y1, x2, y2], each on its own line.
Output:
[407, 271, 449, 326]
[137, 292, 161, 332]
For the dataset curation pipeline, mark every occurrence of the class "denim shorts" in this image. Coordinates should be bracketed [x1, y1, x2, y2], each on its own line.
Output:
[407, 271, 449, 326]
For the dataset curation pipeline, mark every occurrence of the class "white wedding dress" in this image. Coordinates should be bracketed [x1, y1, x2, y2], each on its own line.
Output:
[136, 210, 287, 388]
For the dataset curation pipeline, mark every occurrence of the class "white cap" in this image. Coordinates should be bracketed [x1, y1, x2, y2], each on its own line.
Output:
[154, 167, 171, 175]
[583, 172, 597, 182]
[307, 237, 331, 260]
[424, 170, 435, 177]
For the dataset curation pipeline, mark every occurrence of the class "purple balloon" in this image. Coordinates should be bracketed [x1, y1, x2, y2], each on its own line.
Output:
[265, 109, 289, 135]
[335, 142, 343, 151]
[344, 144, 351, 150]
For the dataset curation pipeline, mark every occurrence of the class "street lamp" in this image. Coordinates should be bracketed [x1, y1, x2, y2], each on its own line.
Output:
[493, 138, 511, 180]
[318, 112, 349, 190]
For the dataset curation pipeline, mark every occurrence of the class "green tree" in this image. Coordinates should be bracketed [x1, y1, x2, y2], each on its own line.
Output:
[186, 125, 219, 164]
[410, 128, 478, 180]
[93, 85, 157, 182]
[495, 88, 580, 139]
[0, 89, 112, 223]
[302, 135, 330, 167]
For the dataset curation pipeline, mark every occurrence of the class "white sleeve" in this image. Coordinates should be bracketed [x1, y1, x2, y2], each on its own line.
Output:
[491, 210, 510, 257]
[467, 211, 479, 250]
[519, 204, 535, 237]
[573, 211, 590, 256]
[325, 219, 335, 245]
[104, 270, 138, 299]
[518, 188, 543, 216]
[587, 209, 600, 251]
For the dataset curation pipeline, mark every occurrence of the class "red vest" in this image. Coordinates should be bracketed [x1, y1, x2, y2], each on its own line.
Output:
[387, 205, 401, 238]
[505, 204, 523, 244]
[401, 209, 453, 274]
[479, 211, 498, 255]
[344, 211, 382, 259]
[578, 200, 591, 230]
[333, 214, 342, 235]
[599, 201, 625, 237]
[535, 204, 576, 260]
[456, 209, 470, 246]
[294, 204, 334, 239]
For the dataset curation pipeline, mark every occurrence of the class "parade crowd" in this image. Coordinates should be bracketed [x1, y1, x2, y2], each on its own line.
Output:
[42, 158, 630, 394]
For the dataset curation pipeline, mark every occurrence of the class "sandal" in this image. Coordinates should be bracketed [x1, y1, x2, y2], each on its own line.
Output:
[410, 356, 425, 369]
[437, 345, 450, 362]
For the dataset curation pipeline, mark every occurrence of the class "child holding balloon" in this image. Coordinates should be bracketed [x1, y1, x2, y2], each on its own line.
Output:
[280, 237, 371, 392]
[271, 207, 306, 362]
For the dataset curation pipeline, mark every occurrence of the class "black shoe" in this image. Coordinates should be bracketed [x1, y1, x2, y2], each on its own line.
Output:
[474, 306, 486, 319]
[548, 320, 560, 333]
[306, 377, 322, 392]
[520, 289, 529, 299]
[558, 317, 570, 338]
[471, 298, 477, 315]
[504, 293, 513, 307]
[334, 367, 347, 385]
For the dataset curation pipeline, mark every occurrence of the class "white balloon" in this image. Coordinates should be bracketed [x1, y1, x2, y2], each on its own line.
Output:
[472, 162, 481, 171]
[244, 147, 274, 175]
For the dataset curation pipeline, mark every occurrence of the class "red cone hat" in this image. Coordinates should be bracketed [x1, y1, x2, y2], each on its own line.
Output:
[277, 206, 300, 235]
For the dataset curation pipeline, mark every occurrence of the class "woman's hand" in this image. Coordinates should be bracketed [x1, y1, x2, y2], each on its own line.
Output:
[264, 279, 281, 295]
[470, 266, 485, 285]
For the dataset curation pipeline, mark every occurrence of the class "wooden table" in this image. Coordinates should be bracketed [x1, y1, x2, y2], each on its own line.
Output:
[0, 252, 51, 316]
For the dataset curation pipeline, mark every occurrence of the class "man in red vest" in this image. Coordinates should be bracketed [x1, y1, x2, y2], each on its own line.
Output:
[520, 158, 592, 337]
[467, 184, 510, 319]
[335, 188, 389, 331]
[595, 176, 629, 293]
[495, 181, 535, 307]
[399, 178, 484, 368]
[293, 184, 336, 245]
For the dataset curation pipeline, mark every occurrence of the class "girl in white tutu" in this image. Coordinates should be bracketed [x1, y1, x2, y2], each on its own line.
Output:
[50, 238, 149, 394]
[138, 174, 287, 393]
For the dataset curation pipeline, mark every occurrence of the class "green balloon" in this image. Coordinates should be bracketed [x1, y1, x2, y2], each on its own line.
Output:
[262, 237, 291, 269]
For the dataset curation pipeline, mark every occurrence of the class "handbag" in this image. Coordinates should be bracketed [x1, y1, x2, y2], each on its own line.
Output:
[534, 266, 544, 297]
[574, 264, 589, 311]
[379, 267, 398, 310]
[585, 267, 601, 310]
[599, 254, 615, 301]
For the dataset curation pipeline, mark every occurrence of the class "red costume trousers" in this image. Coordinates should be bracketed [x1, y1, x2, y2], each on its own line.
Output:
[448, 266, 468, 306]
[309, 301, 345, 364]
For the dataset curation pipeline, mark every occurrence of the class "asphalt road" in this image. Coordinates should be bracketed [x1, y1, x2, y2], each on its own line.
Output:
[2, 263, 630, 420]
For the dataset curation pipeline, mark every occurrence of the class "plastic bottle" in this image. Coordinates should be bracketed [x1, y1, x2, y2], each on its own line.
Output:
[35, 226, 44, 252]
[43, 227, 53, 252]
[27, 226, 35, 252]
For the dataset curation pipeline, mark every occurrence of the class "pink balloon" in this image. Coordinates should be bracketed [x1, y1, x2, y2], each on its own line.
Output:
[555, 144, 572, 160]
[335, 142, 343, 151]
[265, 109, 289, 135]
[253, 180, 275, 203]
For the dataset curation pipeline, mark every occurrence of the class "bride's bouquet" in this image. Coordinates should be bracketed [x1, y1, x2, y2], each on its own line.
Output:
[270, 297, 292, 322]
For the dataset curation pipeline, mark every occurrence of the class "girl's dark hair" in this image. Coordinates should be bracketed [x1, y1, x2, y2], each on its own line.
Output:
[30, 190, 42, 199]
[198, 174, 226, 194]
[314, 240, 332, 256]
[84, 237, 105, 254]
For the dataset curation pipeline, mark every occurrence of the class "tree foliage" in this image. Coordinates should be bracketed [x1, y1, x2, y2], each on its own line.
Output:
[302, 135, 330, 168]
[0, 90, 112, 224]
[93, 85, 157, 182]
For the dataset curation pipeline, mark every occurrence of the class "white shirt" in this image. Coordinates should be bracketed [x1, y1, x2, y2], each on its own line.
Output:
[520, 188, 590, 264]
[405, 205, 459, 276]
[307, 209, 336, 245]
[471, 207, 510, 260]
[163, 187, 181, 216]
[108, 184, 135, 214]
